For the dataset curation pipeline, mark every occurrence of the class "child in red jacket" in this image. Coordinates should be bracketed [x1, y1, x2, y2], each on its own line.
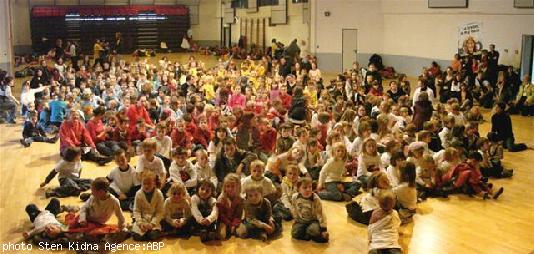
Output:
[258, 117, 277, 161]
[171, 119, 192, 150]
[192, 116, 212, 150]
[442, 151, 504, 199]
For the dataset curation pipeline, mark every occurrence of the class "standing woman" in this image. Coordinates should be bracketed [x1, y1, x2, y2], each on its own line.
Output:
[0, 74, 20, 124]
[412, 92, 433, 131]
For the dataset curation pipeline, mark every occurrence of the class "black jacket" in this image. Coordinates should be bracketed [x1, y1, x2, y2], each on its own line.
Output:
[491, 111, 514, 141]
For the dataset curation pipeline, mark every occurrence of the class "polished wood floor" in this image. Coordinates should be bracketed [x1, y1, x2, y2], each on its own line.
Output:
[1, 53, 534, 254]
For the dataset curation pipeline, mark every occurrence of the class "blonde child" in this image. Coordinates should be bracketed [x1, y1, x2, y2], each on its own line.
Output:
[318, 142, 360, 201]
[216, 173, 244, 239]
[393, 162, 417, 224]
[346, 171, 391, 225]
[241, 160, 279, 202]
[416, 154, 446, 199]
[291, 177, 329, 243]
[195, 149, 218, 188]
[368, 191, 402, 254]
[276, 164, 300, 221]
[191, 180, 219, 242]
[357, 138, 384, 184]
[132, 172, 165, 241]
[166, 147, 197, 195]
[161, 182, 192, 238]
[136, 139, 166, 186]
[236, 185, 278, 241]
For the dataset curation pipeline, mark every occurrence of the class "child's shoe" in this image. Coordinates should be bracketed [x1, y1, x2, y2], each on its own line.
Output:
[235, 224, 247, 238]
[20, 138, 30, 147]
[208, 231, 220, 241]
[493, 187, 504, 200]
[259, 232, 268, 242]
[45, 190, 57, 199]
[218, 223, 227, 240]
[199, 230, 209, 243]
[79, 193, 91, 202]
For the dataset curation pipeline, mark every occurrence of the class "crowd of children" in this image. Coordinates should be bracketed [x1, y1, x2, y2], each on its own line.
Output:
[5, 41, 532, 253]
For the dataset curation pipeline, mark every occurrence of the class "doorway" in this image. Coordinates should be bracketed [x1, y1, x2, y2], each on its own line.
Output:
[520, 34, 534, 83]
[342, 29, 358, 72]
[223, 26, 232, 48]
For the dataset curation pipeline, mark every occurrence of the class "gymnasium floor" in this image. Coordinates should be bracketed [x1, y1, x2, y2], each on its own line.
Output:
[0, 53, 533, 254]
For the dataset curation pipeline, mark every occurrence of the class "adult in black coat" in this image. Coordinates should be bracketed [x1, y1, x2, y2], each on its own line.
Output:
[491, 102, 527, 152]
[214, 138, 258, 184]
[288, 86, 307, 124]
[412, 91, 433, 131]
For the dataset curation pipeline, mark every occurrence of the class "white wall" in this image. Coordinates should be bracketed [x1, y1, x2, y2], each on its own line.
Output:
[381, 0, 534, 67]
[191, 0, 220, 45]
[311, 0, 384, 72]
[1, 0, 14, 73]
[311, 0, 534, 73]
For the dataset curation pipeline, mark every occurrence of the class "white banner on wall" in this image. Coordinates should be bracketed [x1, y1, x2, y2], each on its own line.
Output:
[458, 22, 484, 55]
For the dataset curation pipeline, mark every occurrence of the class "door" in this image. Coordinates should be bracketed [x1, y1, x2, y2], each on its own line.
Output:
[223, 26, 232, 48]
[520, 35, 534, 83]
[342, 29, 358, 72]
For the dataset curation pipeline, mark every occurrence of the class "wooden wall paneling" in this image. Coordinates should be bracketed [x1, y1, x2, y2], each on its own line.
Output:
[262, 18, 266, 50]
[79, 0, 105, 5]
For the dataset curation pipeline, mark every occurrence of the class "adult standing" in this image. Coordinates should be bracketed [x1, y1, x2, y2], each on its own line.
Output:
[412, 92, 433, 131]
[487, 44, 500, 85]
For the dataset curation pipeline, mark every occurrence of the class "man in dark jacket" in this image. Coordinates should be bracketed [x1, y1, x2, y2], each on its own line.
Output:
[491, 102, 527, 152]
[214, 138, 258, 183]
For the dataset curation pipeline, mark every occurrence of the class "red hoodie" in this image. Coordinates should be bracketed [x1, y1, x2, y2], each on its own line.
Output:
[259, 127, 277, 154]
[59, 120, 95, 153]
[171, 129, 192, 149]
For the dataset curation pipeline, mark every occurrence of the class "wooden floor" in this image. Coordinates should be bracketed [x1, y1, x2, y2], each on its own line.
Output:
[1, 53, 534, 254]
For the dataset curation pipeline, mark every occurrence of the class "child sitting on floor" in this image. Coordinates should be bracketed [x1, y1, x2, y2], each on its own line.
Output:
[291, 177, 329, 243]
[241, 160, 279, 202]
[318, 142, 361, 201]
[393, 162, 418, 224]
[442, 152, 504, 200]
[20, 111, 58, 147]
[479, 134, 513, 178]
[132, 172, 165, 241]
[161, 182, 192, 238]
[77, 177, 126, 232]
[237, 185, 279, 241]
[41, 147, 92, 198]
[346, 171, 391, 225]
[166, 147, 197, 195]
[277, 164, 300, 221]
[136, 139, 167, 187]
[216, 173, 244, 240]
[191, 180, 219, 242]
[368, 190, 402, 254]
[194, 149, 218, 189]
[107, 149, 140, 211]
